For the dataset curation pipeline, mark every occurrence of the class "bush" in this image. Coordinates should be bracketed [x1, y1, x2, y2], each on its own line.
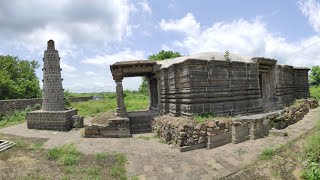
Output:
[0, 108, 32, 128]
[310, 86, 320, 100]
[260, 148, 276, 160]
[0, 55, 41, 100]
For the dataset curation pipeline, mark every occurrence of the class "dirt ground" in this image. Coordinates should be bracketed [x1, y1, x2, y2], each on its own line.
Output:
[0, 134, 121, 180]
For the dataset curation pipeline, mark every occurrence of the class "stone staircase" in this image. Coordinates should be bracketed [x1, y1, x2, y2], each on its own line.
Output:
[128, 110, 158, 134]
[0, 140, 14, 152]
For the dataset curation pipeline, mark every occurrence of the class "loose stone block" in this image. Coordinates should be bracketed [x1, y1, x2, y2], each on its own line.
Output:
[269, 129, 288, 137]
[232, 123, 249, 144]
[71, 115, 84, 128]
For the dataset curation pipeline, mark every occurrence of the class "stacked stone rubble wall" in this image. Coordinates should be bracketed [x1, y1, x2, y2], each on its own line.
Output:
[153, 99, 318, 151]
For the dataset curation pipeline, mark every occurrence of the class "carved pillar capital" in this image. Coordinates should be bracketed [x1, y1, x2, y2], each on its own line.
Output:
[113, 77, 124, 82]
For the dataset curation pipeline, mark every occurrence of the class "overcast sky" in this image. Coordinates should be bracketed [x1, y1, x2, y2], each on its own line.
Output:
[0, 0, 320, 92]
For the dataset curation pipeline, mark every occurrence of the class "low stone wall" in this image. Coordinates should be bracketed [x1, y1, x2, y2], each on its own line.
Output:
[153, 116, 231, 149]
[0, 96, 92, 114]
[84, 117, 131, 138]
[153, 99, 319, 152]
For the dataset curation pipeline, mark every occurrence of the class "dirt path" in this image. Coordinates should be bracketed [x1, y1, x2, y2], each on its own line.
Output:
[1, 107, 320, 180]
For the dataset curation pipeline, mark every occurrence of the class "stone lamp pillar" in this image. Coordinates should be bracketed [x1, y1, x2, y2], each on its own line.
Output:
[42, 40, 65, 111]
[26, 40, 81, 131]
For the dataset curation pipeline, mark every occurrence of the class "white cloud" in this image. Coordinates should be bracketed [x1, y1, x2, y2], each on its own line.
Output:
[82, 49, 145, 66]
[60, 62, 76, 73]
[138, 0, 152, 14]
[160, 13, 320, 67]
[0, 0, 134, 52]
[85, 71, 97, 76]
[159, 13, 200, 35]
[161, 44, 170, 51]
[298, 0, 320, 33]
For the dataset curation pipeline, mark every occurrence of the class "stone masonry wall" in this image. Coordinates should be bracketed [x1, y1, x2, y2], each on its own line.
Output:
[153, 99, 318, 152]
[0, 96, 92, 114]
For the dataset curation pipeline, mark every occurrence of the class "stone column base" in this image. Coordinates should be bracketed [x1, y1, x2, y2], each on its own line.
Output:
[27, 109, 78, 131]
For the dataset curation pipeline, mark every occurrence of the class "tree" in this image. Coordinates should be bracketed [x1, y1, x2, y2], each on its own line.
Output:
[309, 66, 320, 86]
[139, 50, 182, 93]
[0, 55, 41, 100]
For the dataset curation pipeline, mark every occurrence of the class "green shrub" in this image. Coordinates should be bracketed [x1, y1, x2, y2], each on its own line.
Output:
[260, 148, 276, 160]
[301, 161, 320, 180]
[310, 86, 320, 100]
[193, 112, 216, 123]
[0, 108, 31, 128]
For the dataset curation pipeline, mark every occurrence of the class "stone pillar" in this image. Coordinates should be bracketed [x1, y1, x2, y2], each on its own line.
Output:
[147, 77, 152, 110]
[115, 78, 127, 117]
[42, 40, 65, 111]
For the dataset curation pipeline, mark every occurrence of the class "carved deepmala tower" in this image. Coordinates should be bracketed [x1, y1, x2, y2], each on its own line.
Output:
[42, 40, 65, 111]
[27, 40, 80, 131]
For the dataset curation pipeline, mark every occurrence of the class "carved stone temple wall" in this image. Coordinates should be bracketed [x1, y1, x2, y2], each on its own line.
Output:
[110, 52, 310, 118]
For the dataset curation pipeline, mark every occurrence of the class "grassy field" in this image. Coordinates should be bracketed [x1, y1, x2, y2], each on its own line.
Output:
[0, 134, 128, 180]
[71, 91, 148, 117]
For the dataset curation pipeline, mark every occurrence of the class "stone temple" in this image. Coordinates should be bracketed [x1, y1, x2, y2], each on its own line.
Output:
[27, 40, 80, 131]
[110, 52, 309, 118]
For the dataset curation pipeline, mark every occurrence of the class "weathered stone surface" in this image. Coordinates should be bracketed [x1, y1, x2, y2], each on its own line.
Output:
[26, 40, 80, 131]
[84, 117, 131, 138]
[269, 129, 288, 137]
[71, 115, 84, 128]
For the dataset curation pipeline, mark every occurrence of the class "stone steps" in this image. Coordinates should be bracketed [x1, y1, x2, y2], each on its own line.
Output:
[128, 110, 159, 134]
[129, 117, 152, 134]
[130, 128, 152, 134]
[0, 140, 15, 152]
[130, 123, 152, 130]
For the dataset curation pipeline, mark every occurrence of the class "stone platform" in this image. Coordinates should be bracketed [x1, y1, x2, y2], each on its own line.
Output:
[27, 109, 77, 131]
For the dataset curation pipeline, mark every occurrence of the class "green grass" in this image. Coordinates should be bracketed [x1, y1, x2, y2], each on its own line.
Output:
[0, 104, 41, 129]
[310, 86, 320, 100]
[47, 144, 81, 166]
[110, 153, 127, 180]
[260, 148, 276, 160]
[28, 141, 44, 151]
[0, 109, 29, 128]
[301, 124, 320, 180]
[193, 112, 236, 123]
[71, 91, 148, 117]
[151, 135, 167, 144]
[95, 152, 109, 161]
[84, 166, 101, 179]
[131, 176, 139, 180]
